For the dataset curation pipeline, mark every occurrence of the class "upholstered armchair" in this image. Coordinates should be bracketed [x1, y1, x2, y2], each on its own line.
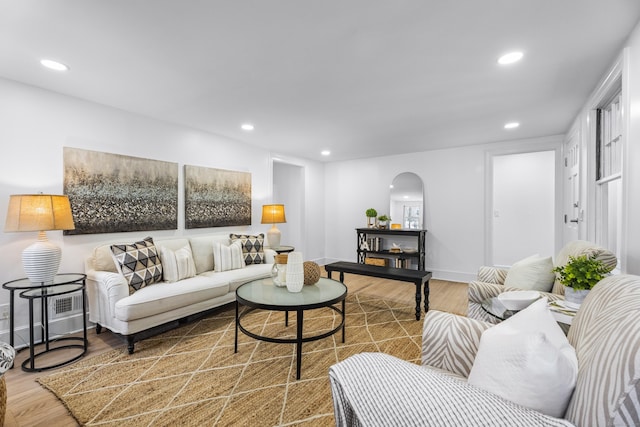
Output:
[329, 274, 640, 426]
[468, 240, 617, 323]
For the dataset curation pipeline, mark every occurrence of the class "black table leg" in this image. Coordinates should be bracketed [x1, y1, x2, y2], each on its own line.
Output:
[414, 281, 422, 320]
[285, 311, 289, 327]
[8, 289, 14, 349]
[341, 299, 346, 343]
[424, 278, 430, 314]
[340, 272, 345, 282]
[234, 301, 239, 353]
[43, 289, 50, 351]
[82, 286, 88, 348]
[296, 309, 303, 380]
[28, 299, 35, 371]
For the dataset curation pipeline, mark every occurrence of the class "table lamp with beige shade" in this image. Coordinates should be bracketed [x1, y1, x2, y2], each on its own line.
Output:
[4, 194, 75, 284]
[261, 204, 286, 248]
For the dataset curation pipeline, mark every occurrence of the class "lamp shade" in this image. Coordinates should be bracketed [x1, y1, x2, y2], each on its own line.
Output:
[5, 194, 75, 232]
[261, 204, 286, 224]
[4, 194, 75, 284]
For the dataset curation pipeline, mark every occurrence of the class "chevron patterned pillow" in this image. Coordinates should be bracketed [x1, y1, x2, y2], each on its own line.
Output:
[111, 236, 163, 294]
[229, 233, 265, 265]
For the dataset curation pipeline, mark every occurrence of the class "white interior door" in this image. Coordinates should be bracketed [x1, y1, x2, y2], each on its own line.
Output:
[563, 130, 580, 243]
[492, 151, 556, 266]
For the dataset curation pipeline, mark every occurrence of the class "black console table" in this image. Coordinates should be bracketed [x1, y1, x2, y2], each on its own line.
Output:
[356, 228, 427, 271]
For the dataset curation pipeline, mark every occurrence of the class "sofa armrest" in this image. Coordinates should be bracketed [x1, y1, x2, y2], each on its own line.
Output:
[468, 280, 506, 304]
[329, 353, 573, 427]
[421, 310, 492, 378]
[85, 269, 129, 321]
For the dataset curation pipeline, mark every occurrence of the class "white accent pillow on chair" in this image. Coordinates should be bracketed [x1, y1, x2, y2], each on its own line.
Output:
[504, 254, 555, 292]
[467, 298, 577, 418]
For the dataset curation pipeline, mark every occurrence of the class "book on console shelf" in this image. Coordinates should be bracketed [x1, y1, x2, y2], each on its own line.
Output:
[394, 258, 410, 269]
[366, 237, 381, 252]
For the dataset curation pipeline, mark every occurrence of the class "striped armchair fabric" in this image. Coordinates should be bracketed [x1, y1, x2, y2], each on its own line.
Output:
[468, 240, 617, 323]
[329, 274, 640, 426]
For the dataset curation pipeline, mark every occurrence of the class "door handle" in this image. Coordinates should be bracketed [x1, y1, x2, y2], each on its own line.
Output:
[569, 218, 579, 223]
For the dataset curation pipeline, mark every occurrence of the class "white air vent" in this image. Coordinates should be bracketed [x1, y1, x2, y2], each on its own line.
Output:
[49, 294, 83, 319]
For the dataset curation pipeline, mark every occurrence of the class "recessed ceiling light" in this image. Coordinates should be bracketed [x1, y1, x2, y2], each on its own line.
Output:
[498, 52, 523, 65]
[321, 150, 331, 156]
[40, 59, 69, 71]
[241, 123, 254, 131]
[504, 122, 520, 129]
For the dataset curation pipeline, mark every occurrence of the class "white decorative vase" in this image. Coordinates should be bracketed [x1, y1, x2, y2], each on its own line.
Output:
[286, 252, 304, 292]
[564, 286, 590, 309]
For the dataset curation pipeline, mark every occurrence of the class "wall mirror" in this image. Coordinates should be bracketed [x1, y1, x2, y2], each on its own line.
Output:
[390, 172, 424, 229]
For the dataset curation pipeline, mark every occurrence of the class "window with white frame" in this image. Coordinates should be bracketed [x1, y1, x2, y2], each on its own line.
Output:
[595, 89, 623, 265]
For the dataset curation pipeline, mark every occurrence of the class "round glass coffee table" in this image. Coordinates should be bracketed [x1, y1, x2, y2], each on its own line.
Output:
[235, 277, 347, 380]
[481, 297, 517, 321]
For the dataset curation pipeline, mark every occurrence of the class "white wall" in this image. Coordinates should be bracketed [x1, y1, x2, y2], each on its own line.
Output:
[0, 78, 324, 344]
[324, 135, 562, 282]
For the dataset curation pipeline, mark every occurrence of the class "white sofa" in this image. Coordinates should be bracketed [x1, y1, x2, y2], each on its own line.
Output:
[84, 234, 275, 353]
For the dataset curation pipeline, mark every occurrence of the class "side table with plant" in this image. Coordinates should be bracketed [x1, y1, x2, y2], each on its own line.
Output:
[553, 254, 612, 308]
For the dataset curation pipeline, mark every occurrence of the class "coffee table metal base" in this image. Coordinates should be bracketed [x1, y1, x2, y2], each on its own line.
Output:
[235, 301, 345, 380]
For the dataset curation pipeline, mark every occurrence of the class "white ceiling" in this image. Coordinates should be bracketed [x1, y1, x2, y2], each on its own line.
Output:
[1, 1, 639, 162]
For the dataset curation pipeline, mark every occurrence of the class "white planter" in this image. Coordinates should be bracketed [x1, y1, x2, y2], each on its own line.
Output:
[564, 286, 590, 309]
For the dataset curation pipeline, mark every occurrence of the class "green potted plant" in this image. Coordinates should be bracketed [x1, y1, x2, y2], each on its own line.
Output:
[365, 208, 378, 228]
[553, 254, 611, 308]
[377, 214, 390, 229]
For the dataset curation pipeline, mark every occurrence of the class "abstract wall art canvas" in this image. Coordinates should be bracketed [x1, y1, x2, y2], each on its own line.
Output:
[184, 165, 251, 228]
[63, 147, 178, 235]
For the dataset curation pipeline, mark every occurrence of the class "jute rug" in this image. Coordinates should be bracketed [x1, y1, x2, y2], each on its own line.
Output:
[38, 294, 423, 426]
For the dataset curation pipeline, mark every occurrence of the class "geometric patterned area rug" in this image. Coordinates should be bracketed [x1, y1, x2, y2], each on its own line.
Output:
[38, 294, 422, 426]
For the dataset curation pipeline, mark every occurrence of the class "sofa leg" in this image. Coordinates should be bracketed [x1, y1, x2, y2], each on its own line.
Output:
[95, 323, 102, 334]
[127, 337, 135, 354]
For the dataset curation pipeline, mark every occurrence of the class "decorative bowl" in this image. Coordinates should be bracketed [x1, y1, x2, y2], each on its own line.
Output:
[497, 290, 540, 311]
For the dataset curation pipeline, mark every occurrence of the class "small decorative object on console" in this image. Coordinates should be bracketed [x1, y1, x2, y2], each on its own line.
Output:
[365, 208, 378, 228]
[303, 261, 321, 285]
[377, 214, 390, 229]
[389, 243, 403, 254]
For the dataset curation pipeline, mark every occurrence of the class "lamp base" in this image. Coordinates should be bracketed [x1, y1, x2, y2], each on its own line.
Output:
[267, 225, 282, 248]
[22, 231, 61, 284]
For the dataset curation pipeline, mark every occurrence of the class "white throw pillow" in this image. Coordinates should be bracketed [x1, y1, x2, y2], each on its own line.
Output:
[467, 298, 578, 418]
[159, 244, 197, 283]
[504, 254, 555, 292]
[213, 241, 245, 272]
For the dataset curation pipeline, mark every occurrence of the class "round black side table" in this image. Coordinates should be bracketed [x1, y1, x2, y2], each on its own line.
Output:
[3, 274, 88, 372]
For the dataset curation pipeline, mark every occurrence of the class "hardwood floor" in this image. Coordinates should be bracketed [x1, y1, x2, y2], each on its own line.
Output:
[3, 274, 467, 426]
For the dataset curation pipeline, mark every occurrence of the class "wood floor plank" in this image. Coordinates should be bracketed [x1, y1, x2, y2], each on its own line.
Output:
[3, 274, 468, 426]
